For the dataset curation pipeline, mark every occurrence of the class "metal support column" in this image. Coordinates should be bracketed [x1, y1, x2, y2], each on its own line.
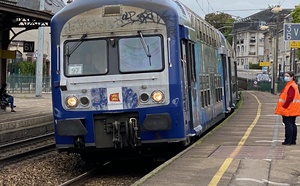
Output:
[36, 0, 45, 97]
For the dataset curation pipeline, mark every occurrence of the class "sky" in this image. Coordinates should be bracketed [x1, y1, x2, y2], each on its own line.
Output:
[179, 0, 298, 19]
[62, 0, 298, 19]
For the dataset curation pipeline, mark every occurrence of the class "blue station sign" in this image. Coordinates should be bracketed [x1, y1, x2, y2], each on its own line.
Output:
[284, 23, 300, 41]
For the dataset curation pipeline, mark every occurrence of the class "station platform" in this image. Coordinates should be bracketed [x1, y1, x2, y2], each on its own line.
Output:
[0, 93, 52, 120]
[133, 91, 300, 186]
[0, 93, 53, 143]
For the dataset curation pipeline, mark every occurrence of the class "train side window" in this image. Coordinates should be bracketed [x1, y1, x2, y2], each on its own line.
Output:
[206, 75, 209, 89]
[200, 76, 204, 90]
[216, 88, 219, 102]
[205, 26, 209, 44]
[207, 90, 211, 105]
[196, 19, 200, 40]
[215, 76, 218, 102]
[208, 28, 211, 45]
[215, 32, 220, 48]
[201, 91, 205, 108]
[219, 87, 223, 101]
[213, 31, 217, 47]
[218, 76, 222, 101]
[190, 13, 195, 27]
[199, 22, 203, 41]
[203, 24, 207, 43]
[204, 91, 207, 107]
[210, 28, 214, 46]
[188, 42, 196, 82]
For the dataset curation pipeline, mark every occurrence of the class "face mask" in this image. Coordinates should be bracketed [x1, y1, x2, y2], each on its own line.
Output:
[284, 77, 291, 82]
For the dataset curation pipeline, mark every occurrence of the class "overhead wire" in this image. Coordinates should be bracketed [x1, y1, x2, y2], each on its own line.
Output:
[195, 0, 207, 16]
[280, 0, 286, 6]
[206, 0, 216, 14]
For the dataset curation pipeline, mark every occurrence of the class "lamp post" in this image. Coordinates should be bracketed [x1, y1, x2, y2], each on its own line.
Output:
[260, 6, 282, 95]
[272, 6, 282, 95]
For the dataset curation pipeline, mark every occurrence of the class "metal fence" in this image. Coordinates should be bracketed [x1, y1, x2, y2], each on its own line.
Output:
[6, 75, 51, 93]
[3, 75, 290, 94]
[238, 77, 286, 92]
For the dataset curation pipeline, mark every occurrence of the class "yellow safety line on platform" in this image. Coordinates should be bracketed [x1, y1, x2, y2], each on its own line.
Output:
[208, 93, 262, 186]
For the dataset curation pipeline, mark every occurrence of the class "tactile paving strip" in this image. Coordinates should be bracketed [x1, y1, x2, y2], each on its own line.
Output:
[209, 146, 285, 159]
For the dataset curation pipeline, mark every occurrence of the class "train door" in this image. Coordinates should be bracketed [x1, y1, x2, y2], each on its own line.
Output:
[221, 54, 230, 113]
[227, 57, 233, 110]
[233, 61, 239, 101]
[180, 40, 198, 136]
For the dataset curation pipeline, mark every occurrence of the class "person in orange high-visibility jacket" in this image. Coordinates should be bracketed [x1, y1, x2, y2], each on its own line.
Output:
[275, 71, 300, 145]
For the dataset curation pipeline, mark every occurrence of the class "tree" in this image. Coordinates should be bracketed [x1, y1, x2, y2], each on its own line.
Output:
[13, 61, 46, 76]
[205, 12, 235, 44]
[291, 4, 300, 23]
[18, 61, 35, 75]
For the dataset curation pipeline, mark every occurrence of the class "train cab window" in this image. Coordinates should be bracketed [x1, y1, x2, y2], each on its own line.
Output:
[64, 39, 108, 77]
[119, 36, 163, 73]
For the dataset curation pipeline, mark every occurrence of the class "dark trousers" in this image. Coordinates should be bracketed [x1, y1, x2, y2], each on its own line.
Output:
[282, 116, 297, 144]
[5, 95, 14, 109]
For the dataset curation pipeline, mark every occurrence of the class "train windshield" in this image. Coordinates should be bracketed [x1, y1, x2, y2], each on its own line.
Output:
[64, 39, 108, 77]
[119, 36, 163, 73]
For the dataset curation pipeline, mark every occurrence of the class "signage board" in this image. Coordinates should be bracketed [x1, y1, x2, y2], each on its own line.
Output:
[259, 62, 271, 67]
[0, 50, 16, 59]
[290, 41, 300, 48]
[23, 41, 35, 52]
[284, 23, 300, 41]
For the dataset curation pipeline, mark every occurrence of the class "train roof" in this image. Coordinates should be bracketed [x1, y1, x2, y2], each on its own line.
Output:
[52, 0, 215, 31]
[52, 0, 181, 23]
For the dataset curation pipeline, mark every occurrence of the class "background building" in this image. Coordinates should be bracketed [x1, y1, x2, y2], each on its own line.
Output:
[233, 8, 292, 71]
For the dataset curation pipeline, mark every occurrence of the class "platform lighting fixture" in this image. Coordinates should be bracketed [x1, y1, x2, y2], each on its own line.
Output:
[260, 5, 282, 95]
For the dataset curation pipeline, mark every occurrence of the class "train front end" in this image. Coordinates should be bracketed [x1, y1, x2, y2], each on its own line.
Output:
[50, 1, 186, 153]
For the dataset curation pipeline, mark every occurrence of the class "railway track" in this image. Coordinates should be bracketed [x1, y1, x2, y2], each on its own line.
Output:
[0, 133, 56, 166]
[58, 155, 172, 186]
[59, 167, 100, 186]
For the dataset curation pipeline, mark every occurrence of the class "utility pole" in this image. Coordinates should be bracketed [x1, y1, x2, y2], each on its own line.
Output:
[36, 0, 44, 97]
[271, 6, 282, 95]
[273, 14, 279, 95]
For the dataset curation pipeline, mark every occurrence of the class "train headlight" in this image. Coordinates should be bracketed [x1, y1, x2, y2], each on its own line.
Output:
[151, 90, 164, 103]
[65, 96, 79, 108]
[140, 93, 150, 103]
[80, 96, 90, 106]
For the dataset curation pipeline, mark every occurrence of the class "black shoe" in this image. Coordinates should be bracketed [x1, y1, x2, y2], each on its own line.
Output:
[11, 110, 16, 112]
[291, 142, 296, 145]
[282, 142, 291, 145]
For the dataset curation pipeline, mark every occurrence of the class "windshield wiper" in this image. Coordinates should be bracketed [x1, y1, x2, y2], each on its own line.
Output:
[138, 31, 152, 66]
[66, 34, 87, 58]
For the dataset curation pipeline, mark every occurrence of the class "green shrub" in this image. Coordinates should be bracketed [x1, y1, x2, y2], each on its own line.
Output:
[249, 63, 261, 69]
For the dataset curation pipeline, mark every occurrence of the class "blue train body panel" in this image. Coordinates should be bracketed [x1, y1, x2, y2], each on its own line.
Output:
[50, 0, 238, 153]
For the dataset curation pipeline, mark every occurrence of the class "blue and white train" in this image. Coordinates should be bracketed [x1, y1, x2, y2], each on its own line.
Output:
[50, 0, 239, 155]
